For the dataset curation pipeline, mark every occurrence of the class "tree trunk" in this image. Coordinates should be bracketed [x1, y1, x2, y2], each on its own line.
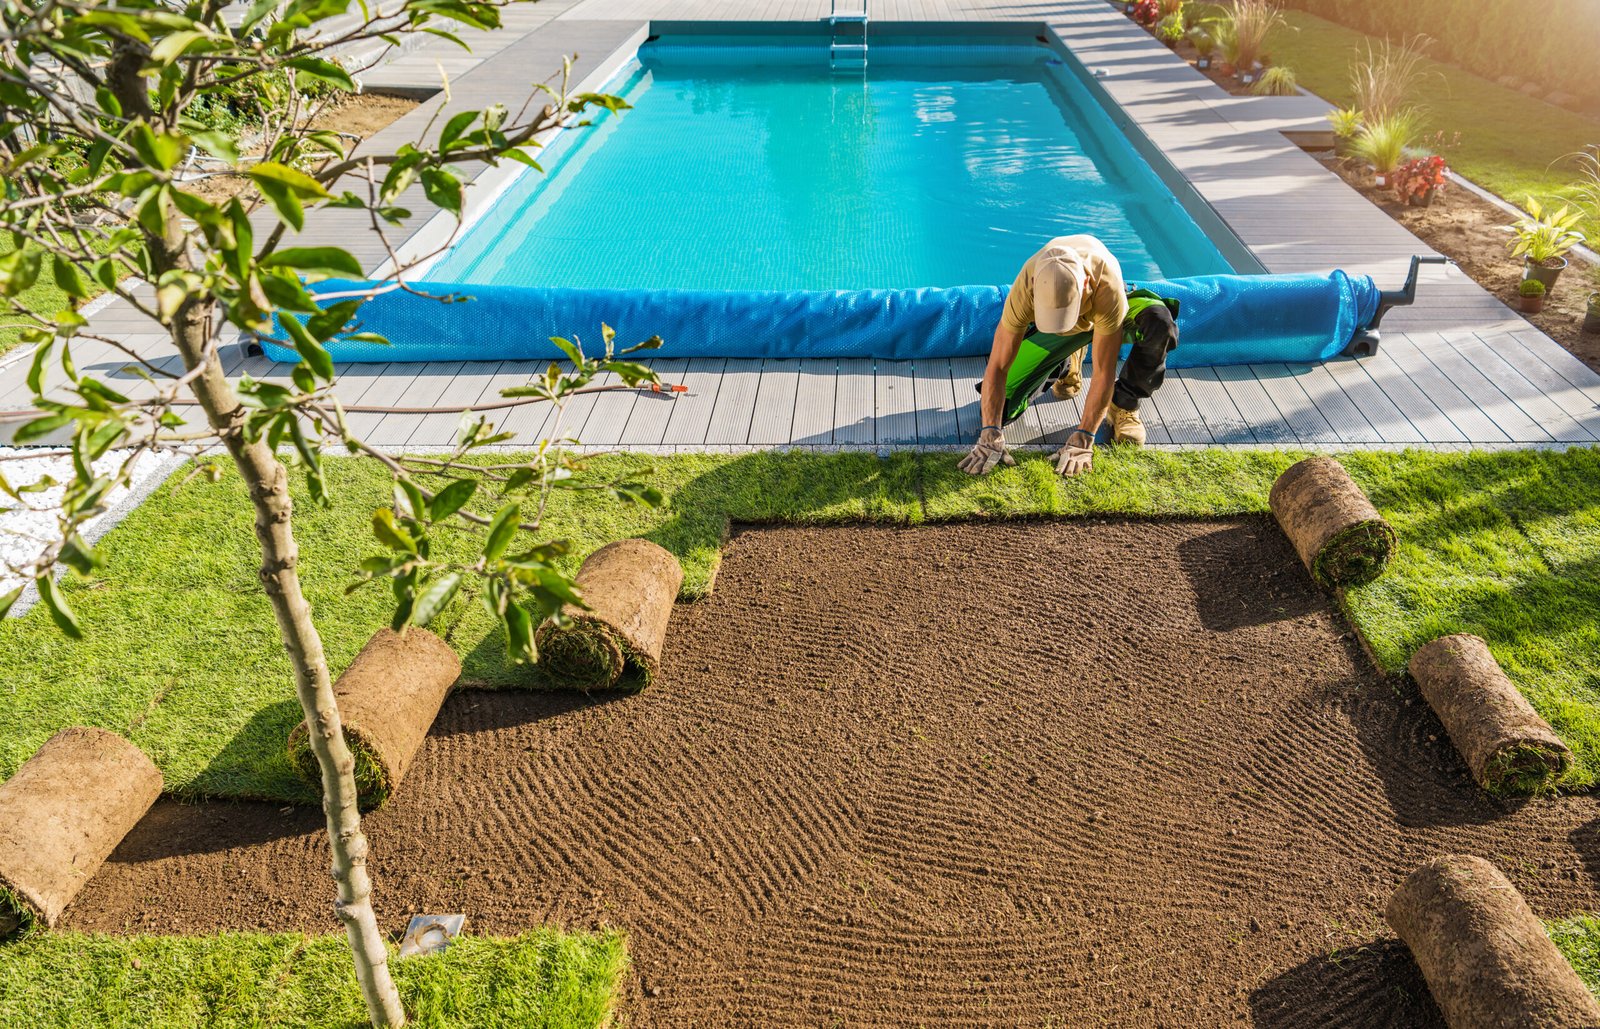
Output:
[106, 39, 404, 1025]
[171, 306, 407, 1027]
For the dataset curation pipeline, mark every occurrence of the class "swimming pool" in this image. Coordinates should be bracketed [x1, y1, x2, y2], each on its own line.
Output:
[428, 33, 1237, 290]
[280, 28, 1390, 367]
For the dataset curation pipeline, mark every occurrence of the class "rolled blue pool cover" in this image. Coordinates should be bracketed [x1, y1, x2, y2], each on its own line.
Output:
[263, 271, 1381, 369]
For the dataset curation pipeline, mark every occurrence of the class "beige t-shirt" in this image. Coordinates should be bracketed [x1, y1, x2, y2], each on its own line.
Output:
[999, 235, 1128, 336]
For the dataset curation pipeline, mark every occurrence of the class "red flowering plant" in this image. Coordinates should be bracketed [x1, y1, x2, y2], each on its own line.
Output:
[1393, 154, 1448, 204]
[1132, 0, 1161, 25]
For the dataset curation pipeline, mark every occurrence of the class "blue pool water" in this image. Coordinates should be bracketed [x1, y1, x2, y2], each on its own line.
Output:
[428, 37, 1235, 291]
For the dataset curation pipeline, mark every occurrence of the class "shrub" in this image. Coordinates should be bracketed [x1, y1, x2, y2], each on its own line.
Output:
[1349, 35, 1432, 122]
[1519, 277, 1547, 297]
[1188, 26, 1218, 55]
[1325, 106, 1363, 139]
[1348, 109, 1425, 174]
[1504, 198, 1589, 265]
[1251, 66, 1299, 95]
[1225, 0, 1287, 71]
[1157, 13, 1186, 43]
[1392, 154, 1448, 202]
[1131, 0, 1161, 25]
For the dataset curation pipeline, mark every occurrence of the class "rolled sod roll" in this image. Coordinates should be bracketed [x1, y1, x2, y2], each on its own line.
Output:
[535, 539, 683, 691]
[0, 726, 162, 939]
[1388, 855, 1600, 1029]
[287, 627, 461, 810]
[1268, 456, 1396, 588]
[1410, 633, 1571, 793]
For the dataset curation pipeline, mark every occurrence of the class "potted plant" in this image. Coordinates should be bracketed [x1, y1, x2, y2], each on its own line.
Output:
[1392, 154, 1447, 206]
[1504, 198, 1587, 293]
[1586, 290, 1600, 335]
[1132, 0, 1160, 26]
[1348, 110, 1422, 189]
[1190, 27, 1217, 68]
[1325, 107, 1363, 156]
[1157, 13, 1185, 47]
[1518, 277, 1546, 314]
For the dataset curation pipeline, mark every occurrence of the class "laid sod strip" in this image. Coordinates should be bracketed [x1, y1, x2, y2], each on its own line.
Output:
[286, 628, 461, 810]
[0, 929, 628, 1028]
[535, 539, 684, 692]
[1550, 916, 1600, 996]
[1388, 855, 1600, 1026]
[1, 447, 1597, 799]
[1409, 633, 1572, 795]
[0, 728, 161, 940]
[1269, 456, 1396, 589]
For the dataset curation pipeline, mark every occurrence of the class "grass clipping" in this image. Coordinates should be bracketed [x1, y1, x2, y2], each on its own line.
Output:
[1268, 456, 1396, 589]
[1409, 633, 1572, 794]
[286, 627, 461, 810]
[536, 539, 684, 692]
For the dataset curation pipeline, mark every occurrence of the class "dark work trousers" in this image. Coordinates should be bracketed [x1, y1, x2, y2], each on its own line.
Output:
[1111, 302, 1178, 412]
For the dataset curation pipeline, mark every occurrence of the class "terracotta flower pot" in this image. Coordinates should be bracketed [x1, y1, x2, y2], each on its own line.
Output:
[1408, 190, 1434, 207]
[1519, 294, 1546, 314]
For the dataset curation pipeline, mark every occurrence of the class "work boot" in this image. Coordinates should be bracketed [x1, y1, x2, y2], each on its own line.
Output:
[1050, 360, 1083, 400]
[1108, 403, 1146, 446]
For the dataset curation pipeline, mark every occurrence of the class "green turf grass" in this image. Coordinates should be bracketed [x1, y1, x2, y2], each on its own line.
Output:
[0, 929, 626, 1028]
[1195, 5, 1600, 238]
[0, 447, 1596, 799]
[1551, 916, 1600, 996]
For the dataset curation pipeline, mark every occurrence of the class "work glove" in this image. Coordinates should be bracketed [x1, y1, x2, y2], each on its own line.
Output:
[958, 428, 1015, 476]
[1052, 429, 1095, 477]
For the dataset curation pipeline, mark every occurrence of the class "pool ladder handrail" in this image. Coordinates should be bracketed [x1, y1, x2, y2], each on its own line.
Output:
[829, 0, 868, 71]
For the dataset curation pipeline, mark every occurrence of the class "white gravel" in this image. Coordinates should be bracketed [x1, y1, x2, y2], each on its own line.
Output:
[0, 447, 180, 601]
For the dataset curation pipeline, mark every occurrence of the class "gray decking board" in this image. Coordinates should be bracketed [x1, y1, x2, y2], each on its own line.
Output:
[1352, 348, 1468, 444]
[1444, 333, 1596, 444]
[1287, 363, 1383, 445]
[911, 361, 962, 444]
[1412, 331, 1553, 443]
[1320, 357, 1427, 445]
[618, 358, 690, 446]
[833, 359, 876, 445]
[1175, 368, 1254, 444]
[1382, 336, 1510, 444]
[702, 359, 762, 445]
[1213, 365, 1296, 444]
[749, 360, 801, 445]
[790, 358, 839, 445]
[875, 362, 919, 445]
[1147, 373, 1212, 445]
[660, 358, 727, 446]
[1248, 364, 1340, 444]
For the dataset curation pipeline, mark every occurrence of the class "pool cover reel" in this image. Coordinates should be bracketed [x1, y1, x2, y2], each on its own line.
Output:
[264, 258, 1443, 368]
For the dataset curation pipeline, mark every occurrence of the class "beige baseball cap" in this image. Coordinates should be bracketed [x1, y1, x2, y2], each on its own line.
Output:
[1033, 244, 1087, 334]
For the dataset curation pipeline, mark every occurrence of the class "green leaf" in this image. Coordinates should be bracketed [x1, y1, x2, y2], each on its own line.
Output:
[503, 601, 534, 664]
[58, 534, 100, 576]
[372, 508, 417, 552]
[483, 503, 519, 560]
[0, 587, 23, 621]
[411, 571, 462, 627]
[287, 56, 356, 93]
[438, 110, 479, 148]
[420, 167, 462, 216]
[14, 412, 72, 443]
[263, 247, 363, 279]
[429, 479, 476, 522]
[37, 576, 83, 640]
[26, 340, 53, 396]
[281, 314, 335, 381]
[148, 30, 207, 65]
[253, 179, 304, 231]
[248, 162, 331, 199]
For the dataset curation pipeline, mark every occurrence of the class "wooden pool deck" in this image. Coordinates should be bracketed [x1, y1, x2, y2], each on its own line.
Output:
[5, 0, 1598, 451]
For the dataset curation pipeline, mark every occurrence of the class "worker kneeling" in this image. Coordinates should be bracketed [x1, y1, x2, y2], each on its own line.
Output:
[959, 235, 1176, 478]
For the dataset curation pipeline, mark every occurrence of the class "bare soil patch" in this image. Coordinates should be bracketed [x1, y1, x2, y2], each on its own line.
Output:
[1317, 156, 1600, 373]
[187, 92, 419, 206]
[65, 519, 1598, 1027]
